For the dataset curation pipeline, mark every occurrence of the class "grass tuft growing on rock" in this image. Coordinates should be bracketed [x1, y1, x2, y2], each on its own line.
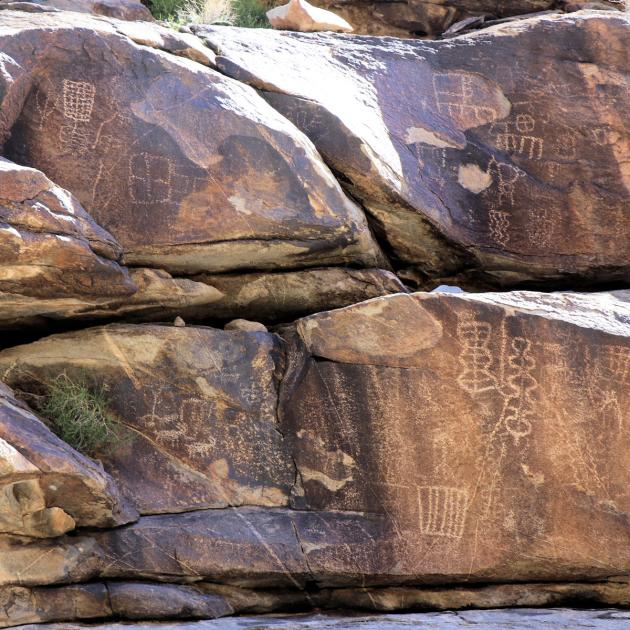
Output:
[39, 373, 125, 457]
[148, 0, 270, 27]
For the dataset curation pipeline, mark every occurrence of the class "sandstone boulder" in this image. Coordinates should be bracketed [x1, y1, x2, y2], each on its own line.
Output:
[311, 0, 625, 37]
[0, 158, 134, 301]
[0, 381, 136, 532]
[0, 11, 381, 274]
[0, 268, 222, 331]
[0, 324, 294, 514]
[267, 0, 354, 32]
[280, 290, 630, 583]
[0, 0, 153, 20]
[187, 267, 407, 322]
[198, 12, 630, 287]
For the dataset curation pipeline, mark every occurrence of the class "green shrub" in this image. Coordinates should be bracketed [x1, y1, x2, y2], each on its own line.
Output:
[146, 0, 270, 27]
[39, 373, 126, 457]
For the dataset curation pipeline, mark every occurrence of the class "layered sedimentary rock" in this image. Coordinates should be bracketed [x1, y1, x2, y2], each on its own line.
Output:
[0, 11, 382, 274]
[0, 0, 153, 20]
[311, 0, 625, 37]
[0, 381, 136, 533]
[0, 158, 134, 301]
[280, 290, 630, 582]
[0, 324, 294, 514]
[198, 12, 630, 286]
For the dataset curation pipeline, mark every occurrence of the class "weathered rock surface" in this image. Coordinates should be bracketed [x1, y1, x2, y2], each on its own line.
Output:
[0, 11, 382, 274]
[0, 381, 136, 532]
[281, 290, 630, 583]
[311, 0, 625, 37]
[0, 268, 223, 331]
[5, 580, 630, 627]
[0, 324, 294, 514]
[0, 158, 134, 301]
[188, 268, 407, 322]
[198, 12, 630, 287]
[267, 0, 354, 32]
[0, 0, 153, 20]
[10, 608, 630, 628]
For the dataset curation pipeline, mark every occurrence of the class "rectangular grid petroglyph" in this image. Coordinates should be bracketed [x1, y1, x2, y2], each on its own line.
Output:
[418, 486, 469, 539]
[62, 80, 96, 123]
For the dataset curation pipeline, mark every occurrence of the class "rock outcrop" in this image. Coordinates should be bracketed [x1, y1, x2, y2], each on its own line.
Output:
[267, 0, 354, 32]
[310, 0, 625, 37]
[0, 324, 293, 514]
[0, 11, 382, 275]
[0, 0, 153, 20]
[0, 381, 136, 533]
[198, 12, 630, 287]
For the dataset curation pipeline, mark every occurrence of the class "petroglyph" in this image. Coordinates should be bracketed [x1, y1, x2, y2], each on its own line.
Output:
[485, 158, 525, 247]
[418, 485, 469, 539]
[500, 337, 538, 443]
[457, 315, 498, 395]
[128, 153, 173, 205]
[58, 80, 96, 154]
[493, 115, 544, 160]
[62, 80, 95, 123]
[432, 73, 503, 127]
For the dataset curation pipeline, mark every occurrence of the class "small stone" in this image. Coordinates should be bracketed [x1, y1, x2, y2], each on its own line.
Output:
[267, 0, 353, 32]
[173, 316, 186, 327]
[224, 319, 268, 333]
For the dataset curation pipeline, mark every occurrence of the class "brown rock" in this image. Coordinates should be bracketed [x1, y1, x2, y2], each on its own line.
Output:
[97, 509, 310, 588]
[0, 583, 110, 628]
[224, 319, 268, 332]
[1, 11, 382, 274]
[280, 290, 630, 584]
[0, 324, 294, 514]
[189, 268, 407, 322]
[0, 381, 137, 530]
[0, 158, 134, 300]
[0, 267, 222, 331]
[107, 582, 233, 620]
[0, 0, 153, 20]
[197, 12, 630, 287]
[311, 0, 624, 37]
[267, 0, 354, 32]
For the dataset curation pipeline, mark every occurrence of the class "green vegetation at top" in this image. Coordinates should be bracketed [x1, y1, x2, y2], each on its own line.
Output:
[147, 0, 271, 28]
[39, 373, 127, 457]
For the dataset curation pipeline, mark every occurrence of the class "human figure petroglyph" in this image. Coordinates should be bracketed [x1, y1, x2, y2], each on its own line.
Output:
[457, 315, 498, 395]
[418, 485, 469, 539]
[432, 73, 499, 126]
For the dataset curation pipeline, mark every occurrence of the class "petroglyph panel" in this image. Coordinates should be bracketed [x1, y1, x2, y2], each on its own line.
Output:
[0, 324, 294, 514]
[282, 291, 630, 582]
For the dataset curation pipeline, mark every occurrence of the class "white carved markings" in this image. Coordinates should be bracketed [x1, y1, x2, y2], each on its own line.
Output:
[457, 315, 498, 395]
[500, 337, 538, 443]
[129, 153, 173, 205]
[418, 486, 470, 539]
[485, 157, 525, 247]
[59, 79, 96, 155]
[432, 73, 500, 127]
[493, 114, 544, 160]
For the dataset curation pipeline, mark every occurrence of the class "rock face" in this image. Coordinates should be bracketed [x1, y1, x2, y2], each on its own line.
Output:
[267, 0, 354, 32]
[0, 325, 294, 514]
[0, 158, 134, 301]
[0, 381, 136, 532]
[198, 12, 630, 287]
[0, 11, 382, 275]
[281, 291, 630, 582]
[0, 0, 154, 20]
[311, 0, 625, 37]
